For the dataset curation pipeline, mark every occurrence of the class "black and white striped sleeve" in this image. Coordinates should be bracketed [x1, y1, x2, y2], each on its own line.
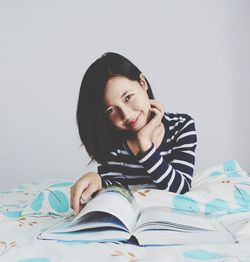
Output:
[135, 115, 197, 194]
[97, 151, 128, 189]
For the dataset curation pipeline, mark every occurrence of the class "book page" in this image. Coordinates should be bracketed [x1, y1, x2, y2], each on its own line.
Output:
[39, 224, 130, 242]
[70, 185, 139, 233]
[48, 212, 128, 233]
[133, 206, 233, 245]
[135, 206, 218, 232]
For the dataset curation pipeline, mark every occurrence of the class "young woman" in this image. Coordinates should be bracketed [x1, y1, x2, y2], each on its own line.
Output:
[71, 52, 197, 214]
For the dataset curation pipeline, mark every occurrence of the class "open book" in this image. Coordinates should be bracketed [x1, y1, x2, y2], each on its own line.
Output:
[38, 185, 235, 246]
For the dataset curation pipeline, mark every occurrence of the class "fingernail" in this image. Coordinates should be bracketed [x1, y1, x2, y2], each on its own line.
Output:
[80, 196, 91, 204]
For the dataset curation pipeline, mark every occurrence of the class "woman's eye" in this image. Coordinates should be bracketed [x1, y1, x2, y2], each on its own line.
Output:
[106, 108, 114, 115]
[125, 94, 133, 102]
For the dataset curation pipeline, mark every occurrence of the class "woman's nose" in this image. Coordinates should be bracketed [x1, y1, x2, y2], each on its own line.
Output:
[120, 105, 133, 122]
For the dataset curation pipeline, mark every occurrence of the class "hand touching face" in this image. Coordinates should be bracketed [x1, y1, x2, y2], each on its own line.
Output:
[136, 99, 165, 140]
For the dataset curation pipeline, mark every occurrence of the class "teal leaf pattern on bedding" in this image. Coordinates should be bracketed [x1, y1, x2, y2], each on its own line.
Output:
[18, 258, 51, 262]
[209, 171, 223, 177]
[223, 160, 237, 172]
[48, 190, 69, 213]
[205, 199, 230, 215]
[234, 186, 250, 209]
[227, 171, 240, 178]
[1, 210, 22, 218]
[20, 180, 74, 217]
[223, 160, 240, 177]
[183, 250, 226, 260]
[172, 195, 200, 213]
[31, 192, 44, 211]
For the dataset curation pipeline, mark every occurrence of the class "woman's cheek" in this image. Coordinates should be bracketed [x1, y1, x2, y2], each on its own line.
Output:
[109, 114, 119, 126]
[131, 97, 147, 109]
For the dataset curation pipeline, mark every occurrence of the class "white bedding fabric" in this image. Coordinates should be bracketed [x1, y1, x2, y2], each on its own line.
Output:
[1, 160, 250, 262]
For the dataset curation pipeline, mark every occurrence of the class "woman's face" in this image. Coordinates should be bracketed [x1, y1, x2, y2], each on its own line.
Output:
[103, 74, 151, 133]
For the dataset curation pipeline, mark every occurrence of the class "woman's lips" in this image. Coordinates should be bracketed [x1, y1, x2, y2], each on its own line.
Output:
[128, 114, 140, 127]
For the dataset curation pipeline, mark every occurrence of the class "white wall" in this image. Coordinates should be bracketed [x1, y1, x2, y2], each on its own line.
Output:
[0, 0, 249, 189]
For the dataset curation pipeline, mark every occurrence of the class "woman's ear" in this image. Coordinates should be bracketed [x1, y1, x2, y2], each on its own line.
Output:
[139, 73, 148, 91]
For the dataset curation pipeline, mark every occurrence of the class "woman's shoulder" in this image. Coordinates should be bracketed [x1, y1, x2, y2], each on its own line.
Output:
[163, 112, 194, 123]
[162, 112, 196, 135]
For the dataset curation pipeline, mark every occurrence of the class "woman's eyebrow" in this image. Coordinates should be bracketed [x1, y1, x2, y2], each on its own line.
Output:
[120, 90, 131, 98]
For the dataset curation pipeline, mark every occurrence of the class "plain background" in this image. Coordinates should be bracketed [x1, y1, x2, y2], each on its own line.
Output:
[0, 0, 249, 189]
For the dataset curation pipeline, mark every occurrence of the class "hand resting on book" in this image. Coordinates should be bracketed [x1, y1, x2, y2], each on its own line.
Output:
[70, 172, 102, 214]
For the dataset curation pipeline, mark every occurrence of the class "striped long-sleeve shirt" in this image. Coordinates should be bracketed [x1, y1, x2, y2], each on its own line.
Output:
[97, 112, 197, 194]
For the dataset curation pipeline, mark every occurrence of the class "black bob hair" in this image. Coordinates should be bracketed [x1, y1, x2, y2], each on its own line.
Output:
[76, 52, 155, 164]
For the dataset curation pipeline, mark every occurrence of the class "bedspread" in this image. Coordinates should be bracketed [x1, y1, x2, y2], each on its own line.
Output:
[1, 160, 250, 262]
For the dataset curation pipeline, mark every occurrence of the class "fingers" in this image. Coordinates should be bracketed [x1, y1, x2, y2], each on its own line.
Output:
[78, 183, 99, 213]
[149, 99, 165, 113]
[149, 108, 163, 127]
[149, 100, 164, 126]
[70, 180, 89, 215]
[136, 99, 165, 142]
[80, 183, 99, 201]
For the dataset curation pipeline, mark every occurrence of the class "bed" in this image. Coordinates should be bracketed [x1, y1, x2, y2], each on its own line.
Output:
[1, 160, 250, 261]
